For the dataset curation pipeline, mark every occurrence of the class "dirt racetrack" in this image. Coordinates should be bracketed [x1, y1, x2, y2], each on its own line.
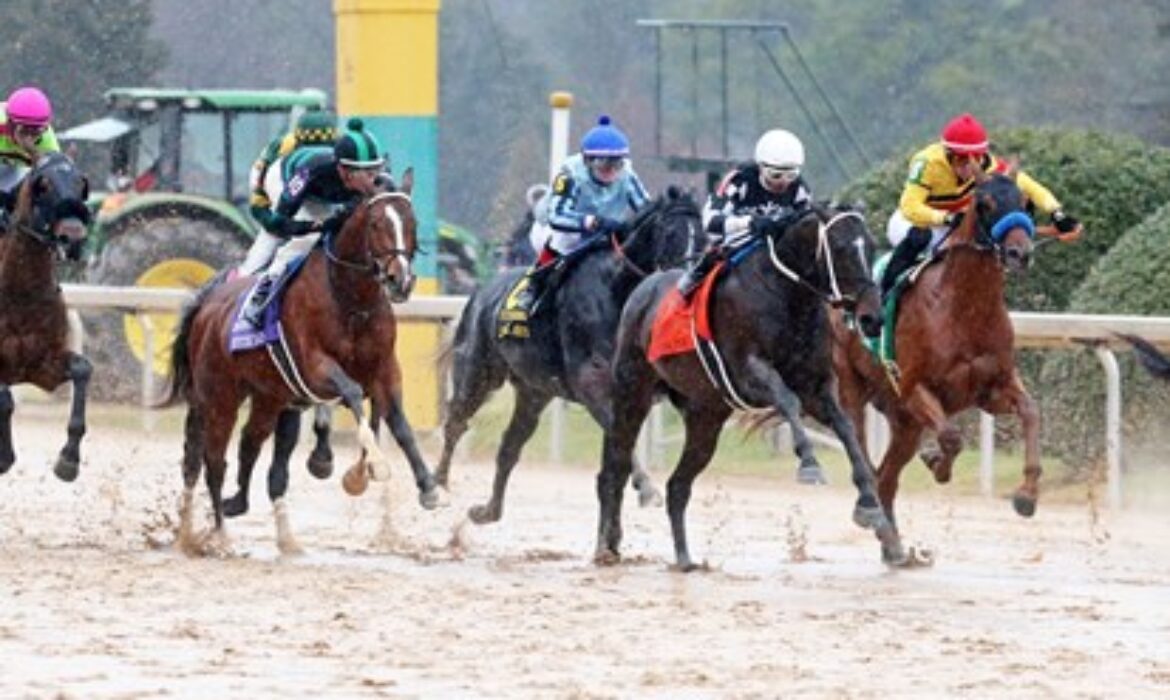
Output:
[1, 401, 1168, 698]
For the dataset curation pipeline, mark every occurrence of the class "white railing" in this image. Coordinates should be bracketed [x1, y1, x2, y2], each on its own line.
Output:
[60, 284, 1169, 509]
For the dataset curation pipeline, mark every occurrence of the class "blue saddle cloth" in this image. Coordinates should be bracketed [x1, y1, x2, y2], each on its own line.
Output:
[227, 254, 310, 354]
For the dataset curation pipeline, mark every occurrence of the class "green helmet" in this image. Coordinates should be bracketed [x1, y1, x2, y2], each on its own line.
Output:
[333, 117, 385, 168]
[294, 110, 337, 145]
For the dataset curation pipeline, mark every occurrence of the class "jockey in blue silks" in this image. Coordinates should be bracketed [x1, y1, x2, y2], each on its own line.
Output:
[516, 114, 650, 314]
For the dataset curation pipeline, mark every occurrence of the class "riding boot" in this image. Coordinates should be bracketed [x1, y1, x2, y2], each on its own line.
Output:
[243, 275, 275, 328]
[515, 244, 559, 315]
[880, 227, 932, 300]
[677, 247, 720, 300]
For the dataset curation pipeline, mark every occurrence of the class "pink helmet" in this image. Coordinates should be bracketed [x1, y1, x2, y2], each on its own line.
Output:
[6, 86, 53, 127]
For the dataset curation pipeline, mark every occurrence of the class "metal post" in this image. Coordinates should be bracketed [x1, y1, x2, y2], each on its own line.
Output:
[979, 411, 995, 497]
[548, 91, 572, 464]
[1094, 346, 1123, 509]
[140, 313, 155, 408]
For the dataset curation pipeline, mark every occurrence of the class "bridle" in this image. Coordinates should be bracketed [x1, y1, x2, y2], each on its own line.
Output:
[610, 196, 701, 279]
[764, 209, 875, 309]
[10, 160, 90, 257]
[323, 190, 415, 286]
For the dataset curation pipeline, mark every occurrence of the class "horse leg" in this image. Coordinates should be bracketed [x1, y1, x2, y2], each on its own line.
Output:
[468, 387, 552, 524]
[383, 392, 442, 510]
[746, 358, 826, 485]
[981, 372, 1042, 517]
[223, 409, 270, 518]
[328, 364, 388, 496]
[595, 352, 659, 564]
[53, 353, 92, 482]
[178, 405, 205, 555]
[577, 371, 663, 509]
[0, 385, 14, 474]
[666, 406, 728, 572]
[306, 405, 333, 479]
[901, 385, 961, 484]
[197, 407, 239, 556]
[434, 352, 507, 489]
[875, 415, 927, 565]
[261, 407, 304, 555]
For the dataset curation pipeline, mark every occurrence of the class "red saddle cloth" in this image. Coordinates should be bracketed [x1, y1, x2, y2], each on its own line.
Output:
[647, 263, 723, 362]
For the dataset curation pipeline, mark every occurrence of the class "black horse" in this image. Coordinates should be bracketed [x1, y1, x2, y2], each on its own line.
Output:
[1118, 333, 1170, 381]
[435, 187, 704, 524]
[594, 205, 908, 570]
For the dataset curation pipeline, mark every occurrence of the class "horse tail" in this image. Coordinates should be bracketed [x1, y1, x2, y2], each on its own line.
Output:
[153, 271, 228, 408]
[1117, 333, 1170, 382]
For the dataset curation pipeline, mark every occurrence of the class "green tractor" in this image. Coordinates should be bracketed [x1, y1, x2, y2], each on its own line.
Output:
[60, 88, 328, 400]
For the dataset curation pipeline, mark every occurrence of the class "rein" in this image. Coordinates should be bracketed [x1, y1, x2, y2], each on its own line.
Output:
[764, 210, 871, 307]
[323, 191, 415, 279]
[609, 198, 701, 278]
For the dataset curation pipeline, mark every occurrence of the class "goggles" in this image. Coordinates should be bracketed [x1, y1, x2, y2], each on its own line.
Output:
[587, 156, 625, 170]
[12, 122, 47, 138]
[760, 164, 800, 182]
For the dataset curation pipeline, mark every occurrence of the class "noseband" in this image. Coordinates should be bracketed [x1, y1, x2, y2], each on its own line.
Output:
[765, 210, 874, 309]
[323, 191, 415, 284]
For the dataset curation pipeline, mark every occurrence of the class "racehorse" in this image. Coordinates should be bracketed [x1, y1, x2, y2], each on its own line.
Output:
[0, 153, 91, 481]
[164, 170, 441, 555]
[434, 187, 704, 524]
[595, 204, 899, 570]
[831, 170, 1042, 562]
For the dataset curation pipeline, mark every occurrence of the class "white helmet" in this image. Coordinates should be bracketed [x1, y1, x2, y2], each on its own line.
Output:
[754, 129, 805, 169]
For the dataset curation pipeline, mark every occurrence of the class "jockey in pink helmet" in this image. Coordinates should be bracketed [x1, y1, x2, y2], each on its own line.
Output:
[2, 86, 61, 166]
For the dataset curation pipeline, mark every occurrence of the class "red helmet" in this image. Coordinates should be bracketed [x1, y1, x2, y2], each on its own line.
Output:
[940, 113, 988, 155]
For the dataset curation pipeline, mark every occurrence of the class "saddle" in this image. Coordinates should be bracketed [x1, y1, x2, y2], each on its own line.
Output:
[496, 236, 608, 340]
[862, 251, 936, 387]
[228, 253, 311, 353]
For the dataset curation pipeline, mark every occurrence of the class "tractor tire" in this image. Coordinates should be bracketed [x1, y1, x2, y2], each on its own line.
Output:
[83, 216, 249, 403]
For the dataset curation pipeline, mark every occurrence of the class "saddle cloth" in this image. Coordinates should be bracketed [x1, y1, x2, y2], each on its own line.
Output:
[497, 275, 535, 340]
[647, 262, 724, 362]
[227, 254, 310, 353]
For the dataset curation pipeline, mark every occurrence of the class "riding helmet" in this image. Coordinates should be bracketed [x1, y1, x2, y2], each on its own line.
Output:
[334, 117, 385, 168]
[941, 113, 988, 155]
[294, 110, 338, 146]
[581, 115, 630, 158]
[754, 129, 805, 169]
[5, 86, 53, 127]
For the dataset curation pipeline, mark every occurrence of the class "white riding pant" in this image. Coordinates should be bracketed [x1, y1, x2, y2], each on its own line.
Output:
[528, 220, 552, 254]
[886, 210, 948, 250]
[239, 230, 282, 276]
[266, 232, 321, 279]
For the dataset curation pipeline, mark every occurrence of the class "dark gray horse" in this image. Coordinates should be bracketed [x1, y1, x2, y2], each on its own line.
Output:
[435, 187, 705, 524]
[594, 205, 907, 570]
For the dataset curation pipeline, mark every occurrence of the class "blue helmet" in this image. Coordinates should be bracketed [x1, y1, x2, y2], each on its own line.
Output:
[580, 115, 629, 158]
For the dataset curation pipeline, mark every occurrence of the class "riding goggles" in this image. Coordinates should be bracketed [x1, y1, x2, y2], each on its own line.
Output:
[588, 156, 626, 170]
[12, 123, 47, 139]
[761, 164, 800, 182]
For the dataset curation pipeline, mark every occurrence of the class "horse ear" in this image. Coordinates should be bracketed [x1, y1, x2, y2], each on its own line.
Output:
[400, 167, 414, 195]
[665, 184, 681, 200]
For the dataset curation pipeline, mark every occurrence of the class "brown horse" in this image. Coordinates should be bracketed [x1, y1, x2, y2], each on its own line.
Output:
[164, 170, 440, 555]
[0, 153, 91, 481]
[832, 171, 1043, 562]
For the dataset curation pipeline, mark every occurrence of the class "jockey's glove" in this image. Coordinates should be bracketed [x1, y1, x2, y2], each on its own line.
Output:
[944, 211, 965, 229]
[283, 219, 321, 238]
[1052, 210, 1079, 234]
[593, 216, 626, 237]
[748, 215, 774, 238]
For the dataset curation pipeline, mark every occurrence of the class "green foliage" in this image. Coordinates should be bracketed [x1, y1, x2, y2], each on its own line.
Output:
[0, 0, 166, 128]
[836, 127, 1170, 312]
[1038, 203, 1170, 468]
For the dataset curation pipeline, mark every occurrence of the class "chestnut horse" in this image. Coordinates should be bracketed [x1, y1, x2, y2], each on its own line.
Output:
[832, 171, 1042, 562]
[0, 153, 91, 482]
[164, 170, 440, 555]
[595, 205, 901, 570]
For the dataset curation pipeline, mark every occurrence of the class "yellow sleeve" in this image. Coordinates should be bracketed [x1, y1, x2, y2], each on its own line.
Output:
[1016, 170, 1061, 214]
[898, 156, 949, 228]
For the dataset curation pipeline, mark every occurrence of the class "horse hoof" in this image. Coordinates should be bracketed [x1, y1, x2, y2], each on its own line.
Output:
[467, 504, 500, 525]
[434, 468, 450, 489]
[1012, 492, 1037, 518]
[852, 504, 888, 531]
[0, 460, 12, 476]
[418, 487, 445, 511]
[637, 486, 663, 508]
[223, 495, 249, 518]
[53, 457, 79, 483]
[593, 548, 621, 566]
[307, 453, 333, 480]
[797, 463, 828, 485]
[341, 465, 369, 497]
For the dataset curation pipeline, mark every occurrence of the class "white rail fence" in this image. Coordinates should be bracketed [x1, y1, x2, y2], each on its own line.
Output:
[61, 285, 1170, 509]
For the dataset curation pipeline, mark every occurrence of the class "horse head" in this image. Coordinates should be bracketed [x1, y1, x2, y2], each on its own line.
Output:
[949, 165, 1035, 273]
[778, 205, 881, 337]
[618, 186, 703, 275]
[331, 167, 418, 303]
[12, 153, 90, 259]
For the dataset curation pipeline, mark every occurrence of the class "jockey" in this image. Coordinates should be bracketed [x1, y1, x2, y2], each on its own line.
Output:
[880, 112, 1080, 298]
[677, 128, 813, 299]
[515, 114, 650, 313]
[241, 117, 389, 327]
[0, 86, 61, 230]
[239, 110, 338, 275]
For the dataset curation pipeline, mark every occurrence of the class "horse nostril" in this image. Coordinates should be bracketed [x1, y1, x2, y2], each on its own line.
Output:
[861, 314, 882, 338]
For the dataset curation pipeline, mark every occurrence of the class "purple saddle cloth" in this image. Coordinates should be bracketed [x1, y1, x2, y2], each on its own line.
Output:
[228, 282, 284, 353]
